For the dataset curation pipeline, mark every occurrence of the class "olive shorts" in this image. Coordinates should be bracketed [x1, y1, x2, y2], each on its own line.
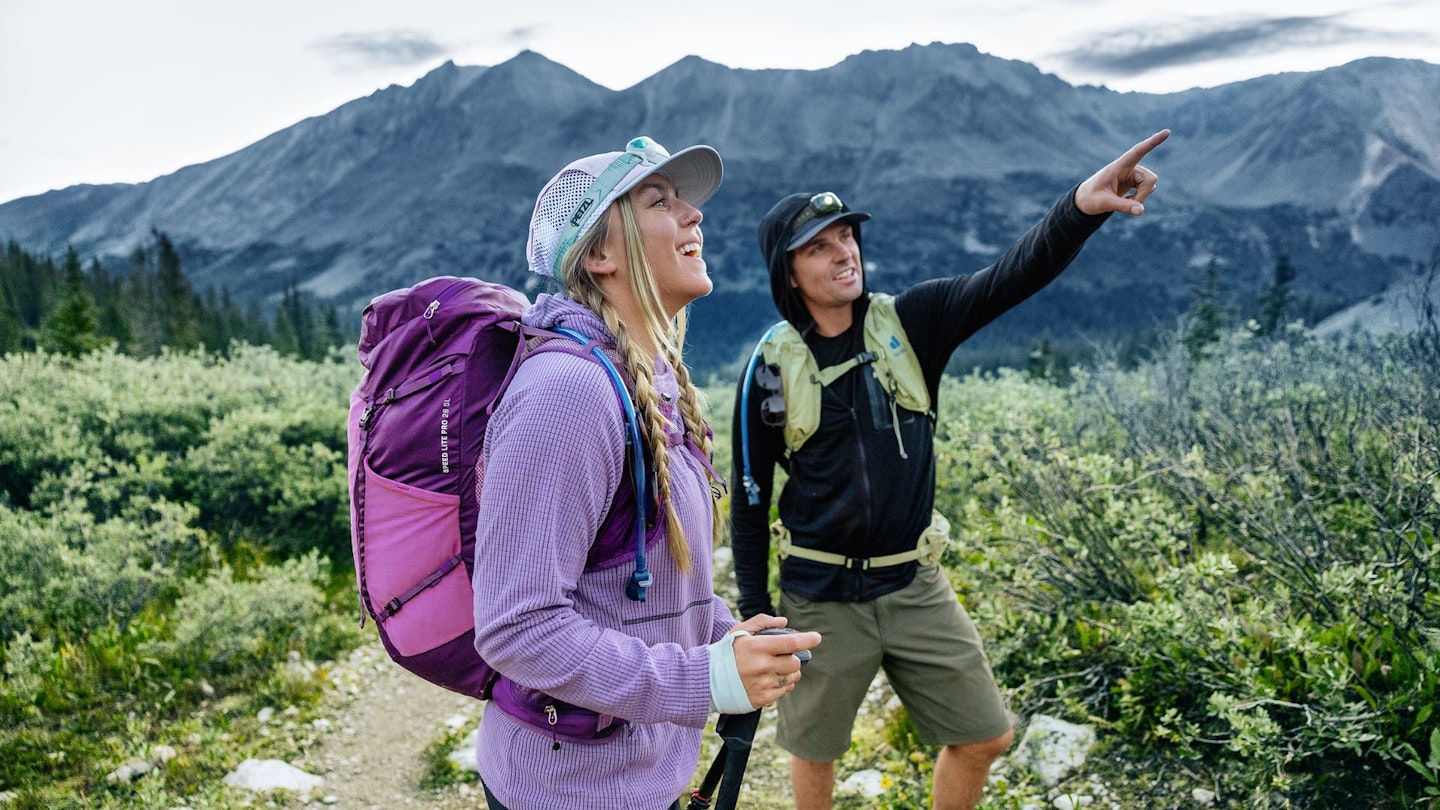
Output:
[776, 564, 1012, 762]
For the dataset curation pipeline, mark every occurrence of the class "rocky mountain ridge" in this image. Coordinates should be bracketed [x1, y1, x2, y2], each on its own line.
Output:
[3, 43, 1437, 370]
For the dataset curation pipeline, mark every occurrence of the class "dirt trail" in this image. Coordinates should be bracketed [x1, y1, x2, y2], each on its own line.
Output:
[296, 638, 803, 809]
[299, 547, 807, 809]
[300, 642, 484, 809]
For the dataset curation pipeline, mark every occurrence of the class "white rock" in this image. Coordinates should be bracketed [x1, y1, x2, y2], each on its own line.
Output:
[105, 759, 153, 783]
[256, 707, 276, 724]
[222, 759, 325, 793]
[447, 728, 479, 772]
[151, 745, 179, 763]
[1192, 788, 1217, 805]
[838, 769, 886, 798]
[1011, 714, 1097, 787]
[1053, 793, 1093, 810]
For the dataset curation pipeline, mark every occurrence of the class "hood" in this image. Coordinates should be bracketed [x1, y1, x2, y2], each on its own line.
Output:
[756, 192, 870, 333]
[521, 293, 615, 346]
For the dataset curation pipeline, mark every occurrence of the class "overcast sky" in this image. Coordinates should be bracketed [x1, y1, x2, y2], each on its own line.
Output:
[2, 0, 1437, 204]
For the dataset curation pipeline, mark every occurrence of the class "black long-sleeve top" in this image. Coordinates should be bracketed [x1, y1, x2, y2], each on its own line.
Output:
[729, 188, 1110, 619]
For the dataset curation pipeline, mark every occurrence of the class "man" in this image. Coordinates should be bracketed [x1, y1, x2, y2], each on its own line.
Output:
[729, 130, 1169, 810]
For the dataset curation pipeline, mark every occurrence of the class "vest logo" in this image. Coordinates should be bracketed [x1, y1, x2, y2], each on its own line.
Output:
[440, 399, 451, 473]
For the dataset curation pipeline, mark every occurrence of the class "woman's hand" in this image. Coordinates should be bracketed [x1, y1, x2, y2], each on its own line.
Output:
[729, 614, 821, 709]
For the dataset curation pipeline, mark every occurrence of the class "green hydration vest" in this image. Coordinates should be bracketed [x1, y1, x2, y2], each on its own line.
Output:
[740, 294, 951, 568]
[759, 293, 930, 456]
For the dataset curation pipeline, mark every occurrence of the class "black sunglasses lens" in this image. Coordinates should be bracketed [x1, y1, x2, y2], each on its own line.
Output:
[811, 192, 842, 215]
[790, 192, 846, 234]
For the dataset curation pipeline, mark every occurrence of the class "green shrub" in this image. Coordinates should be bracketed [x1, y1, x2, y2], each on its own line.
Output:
[964, 328, 1439, 806]
[0, 497, 204, 640]
[142, 552, 331, 677]
[177, 403, 349, 559]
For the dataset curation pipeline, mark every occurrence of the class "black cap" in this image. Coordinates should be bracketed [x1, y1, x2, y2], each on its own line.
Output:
[757, 192, 870, 330]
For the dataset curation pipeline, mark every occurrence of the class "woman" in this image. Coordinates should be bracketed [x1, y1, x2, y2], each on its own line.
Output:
[472, 136, 821, 810]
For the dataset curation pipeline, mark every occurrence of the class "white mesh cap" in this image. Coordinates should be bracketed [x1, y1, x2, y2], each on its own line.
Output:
[527, 136, 723, 277]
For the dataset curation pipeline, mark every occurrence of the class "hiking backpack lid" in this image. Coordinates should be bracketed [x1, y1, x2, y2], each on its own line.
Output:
[347, 276, 657, 710]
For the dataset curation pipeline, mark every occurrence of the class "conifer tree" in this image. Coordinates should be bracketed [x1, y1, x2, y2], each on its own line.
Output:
[1184, 257, 1227, 360]
[153, 231, 200, 351]
[127, 243, 164, 355]
[40, 246, 106, 357]
[272, 283, 301, 358]
[244, 299, 272, 347]
[311, 303, 343, 360]
[90, 258, 132, 348]
[0, 255, 21, 354]
[199, 286, 230, 353]
[9, 244, 58, 334]
[1258, 251, 1297, 337]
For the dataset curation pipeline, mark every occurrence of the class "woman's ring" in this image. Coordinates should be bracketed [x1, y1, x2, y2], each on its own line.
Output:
[778, 674, 789, 687]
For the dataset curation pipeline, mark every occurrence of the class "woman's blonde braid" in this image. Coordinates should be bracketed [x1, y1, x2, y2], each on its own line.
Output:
[565, 253, 693, 574]
[666, 345, 722, 543]
[598, 294, 691, 573]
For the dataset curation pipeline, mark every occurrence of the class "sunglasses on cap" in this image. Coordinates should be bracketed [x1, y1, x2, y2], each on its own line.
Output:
[755, 362, 786, 427]
[789, 191, 846, 235]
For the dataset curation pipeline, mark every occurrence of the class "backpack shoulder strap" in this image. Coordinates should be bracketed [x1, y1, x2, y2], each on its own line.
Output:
[508, 324, 654, 603]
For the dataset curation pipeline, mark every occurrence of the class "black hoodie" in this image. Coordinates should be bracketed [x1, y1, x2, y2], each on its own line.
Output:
[756, 191, 873, 333]
[730, 187, 1109, 618]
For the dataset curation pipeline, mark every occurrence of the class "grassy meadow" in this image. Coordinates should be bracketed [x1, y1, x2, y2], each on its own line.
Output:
[0, 321, 1436, 808]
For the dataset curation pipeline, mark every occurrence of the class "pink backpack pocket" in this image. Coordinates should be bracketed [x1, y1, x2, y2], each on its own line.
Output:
[361, 460, 472, 656]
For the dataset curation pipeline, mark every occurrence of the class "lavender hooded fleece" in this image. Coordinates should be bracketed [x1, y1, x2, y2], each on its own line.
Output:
[472, 294, 737, 809]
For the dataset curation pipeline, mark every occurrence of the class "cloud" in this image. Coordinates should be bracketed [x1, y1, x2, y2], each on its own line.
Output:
[1058, 13, 1425, 77]
[503, 26, 539, 47]
[313, 30, 447, 68]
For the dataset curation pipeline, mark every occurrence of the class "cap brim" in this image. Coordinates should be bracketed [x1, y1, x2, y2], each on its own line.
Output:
[617, 145, 724, 208]
[786, 210, 871, 251]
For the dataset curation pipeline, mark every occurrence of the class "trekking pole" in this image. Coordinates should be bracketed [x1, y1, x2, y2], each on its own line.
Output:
[688, 629, 811, 810]
[686, 709, 761, 810]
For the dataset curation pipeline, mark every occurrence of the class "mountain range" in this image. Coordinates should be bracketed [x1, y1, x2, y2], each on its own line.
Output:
[3, 43, 1437, 372]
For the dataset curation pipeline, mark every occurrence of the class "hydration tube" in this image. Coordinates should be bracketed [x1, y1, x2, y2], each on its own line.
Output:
[551, 327, 652, 602]
[739, 324, 781, 507]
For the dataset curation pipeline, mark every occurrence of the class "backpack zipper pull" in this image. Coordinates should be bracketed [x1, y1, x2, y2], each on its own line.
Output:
[423, 299, 441, 344]
[886, 374, 907, 459]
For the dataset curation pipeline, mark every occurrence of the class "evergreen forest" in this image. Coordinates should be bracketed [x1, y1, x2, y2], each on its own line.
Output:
[0, 236, 346, 361]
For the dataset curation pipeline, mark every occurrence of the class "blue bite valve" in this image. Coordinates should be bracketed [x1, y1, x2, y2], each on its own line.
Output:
[627, 570, 652, 602]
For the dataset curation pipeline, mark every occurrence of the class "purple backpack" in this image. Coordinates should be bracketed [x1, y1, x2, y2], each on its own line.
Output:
[347, 276, 656, 742]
